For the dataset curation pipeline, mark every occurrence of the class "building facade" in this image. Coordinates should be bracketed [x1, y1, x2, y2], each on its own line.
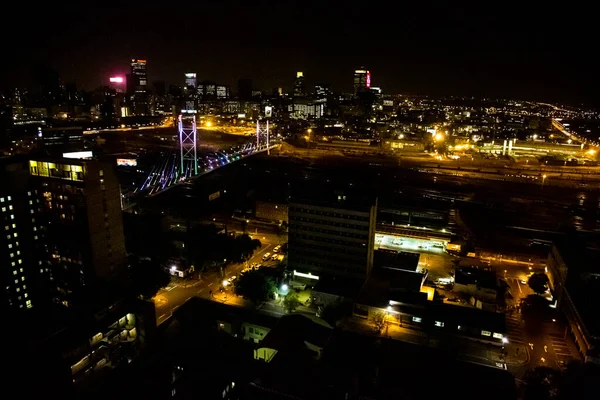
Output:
[28, 157, 127, 306]
[0, 157, 51, 311]
[288, 190, 377, 279]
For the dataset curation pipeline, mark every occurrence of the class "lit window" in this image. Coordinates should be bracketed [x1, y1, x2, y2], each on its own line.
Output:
[11, 262, 15, 267]
[7, 244, 12, 249]
[16, 251, 20, 255]
[1, 207, 5, 212]
[21, 276, 25, 281]
[6, 235, 10, 239]
[13, 233, 17, 237]
[10, 215, 14, 219]
[33, 227, 37, 231]
[7, 196, 11, 201]
[8, 205, 13, 210]
[481, 330, 491, 337]
[0, 197, 3, 202]
[34, 236, 38, 240]
[13, 271, 17, 275]
[493, 333, 503, 339]
[11, 224, 15, 228]
[19, 268, 22, 272]
[4, 226, 7, 231]
[16, 288, 20, 292]
[412, 316, 422, 323]
[24, 293, 28, 298]
[10, 253, 14, 258]
[29, 200, 33, 205]
[30, 210, 34, 214]
[18, 259, 22, 264]
[435, 321, 444, 327]
[26, 300, 32, 308]
[27, 191, 31, 196]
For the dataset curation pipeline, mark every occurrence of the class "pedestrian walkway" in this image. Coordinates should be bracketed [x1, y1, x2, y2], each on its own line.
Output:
[505, 310, 526, 345]
[545, 322, 581, 366]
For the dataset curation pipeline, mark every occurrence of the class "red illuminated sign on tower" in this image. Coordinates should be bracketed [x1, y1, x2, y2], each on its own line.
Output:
[366, 71, 371, 88]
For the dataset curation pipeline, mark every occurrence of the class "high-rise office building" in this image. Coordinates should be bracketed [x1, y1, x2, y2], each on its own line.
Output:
[28, 156, 127, 306]
[184, 73, 197, 90]
[288, 185, 377, 280]
[353, 67, 371, 95]
[216, 85, 230, 99]
[0, 157, 51, 312]
[128, 59, 148, 115]
[130, 59, 147, 92]
[314, 84, 332, 103]
[294, 71, 306, 97]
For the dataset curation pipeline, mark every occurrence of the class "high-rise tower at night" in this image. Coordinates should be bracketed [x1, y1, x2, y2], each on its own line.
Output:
[294, 71, 306, 97]
[130, 59, 147, 92]
[128, 59, 148, 115]
[353, 67, 371, 95]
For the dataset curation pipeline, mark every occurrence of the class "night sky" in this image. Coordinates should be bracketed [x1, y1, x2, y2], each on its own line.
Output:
[2, 2, 597, 105]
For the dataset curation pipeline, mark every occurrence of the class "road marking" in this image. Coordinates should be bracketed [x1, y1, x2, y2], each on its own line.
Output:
[173, 305, 180, 311]
[208, 282, 213, 286]
[186, 297, 192, 302]
[197, 289, 204, 293]
[158, 313, 167, 319]
[516, 280, 522, 294]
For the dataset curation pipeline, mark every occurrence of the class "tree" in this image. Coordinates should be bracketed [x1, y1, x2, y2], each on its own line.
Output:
[528, 273, 549, 294]
[282, 292, 301, 313]
[130, 259, 171, 299]
[187, 225, 261, 275]
[522, 362, 600, 400]
[234, 270, 276, 306]
[370, 310, 386, 332]
[320, 300, 353, 327]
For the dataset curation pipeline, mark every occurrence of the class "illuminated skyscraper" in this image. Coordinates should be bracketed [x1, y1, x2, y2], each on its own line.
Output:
[128, 59, 148, 115]
[130, 59, 147, 92]
[353, 67, 371, 95]
[294, 71, 306, 97]
[28, 156, 127, 306]
[184, 73, 197, 90]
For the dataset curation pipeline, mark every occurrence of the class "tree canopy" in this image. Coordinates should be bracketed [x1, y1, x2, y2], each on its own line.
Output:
[234, 270, 276, 306]
[186, 225, 261, 273]
[130, 259, 171, 299]
[523, 362, 600, 400]
[528, 273, 549, 294]
[282, 292, 301, 313]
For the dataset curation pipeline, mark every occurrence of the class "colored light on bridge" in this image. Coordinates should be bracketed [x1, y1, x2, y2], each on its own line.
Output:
[109, 76, 124, 83]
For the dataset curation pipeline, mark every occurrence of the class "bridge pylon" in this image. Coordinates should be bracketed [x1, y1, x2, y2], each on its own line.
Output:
[256, 120, 269, 151]
[178, 109, 198, 176]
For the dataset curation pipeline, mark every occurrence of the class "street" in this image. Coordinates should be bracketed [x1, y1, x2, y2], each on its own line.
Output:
[154, 226, 285, 325]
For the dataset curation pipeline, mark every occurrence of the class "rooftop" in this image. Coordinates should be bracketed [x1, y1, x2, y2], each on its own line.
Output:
[374, 249, 420, 271]
[259, 314, 333, 355]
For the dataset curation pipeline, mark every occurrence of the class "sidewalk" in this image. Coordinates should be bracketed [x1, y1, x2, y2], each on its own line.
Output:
[340, 316, 529, 367]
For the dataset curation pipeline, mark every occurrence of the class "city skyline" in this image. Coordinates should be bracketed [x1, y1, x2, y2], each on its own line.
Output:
[1, 4, 598, 106]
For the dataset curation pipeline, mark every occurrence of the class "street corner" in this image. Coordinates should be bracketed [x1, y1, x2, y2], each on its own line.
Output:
[505, 343, 530, 366]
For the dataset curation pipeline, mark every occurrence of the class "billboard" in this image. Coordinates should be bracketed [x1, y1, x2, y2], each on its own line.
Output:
[109, 76, 124, 83]
[265, 106, 273, 118]
[63, 151, 93, 159]
[117, 158, 137, 167]
[366, 72, 371, 88]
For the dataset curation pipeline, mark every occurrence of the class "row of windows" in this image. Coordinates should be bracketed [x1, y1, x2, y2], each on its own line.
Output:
[291, 217, 369, 230]
[289, 233, 368, 246]
[290, 225, 369, 240]
[290, 207, 369, 221]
